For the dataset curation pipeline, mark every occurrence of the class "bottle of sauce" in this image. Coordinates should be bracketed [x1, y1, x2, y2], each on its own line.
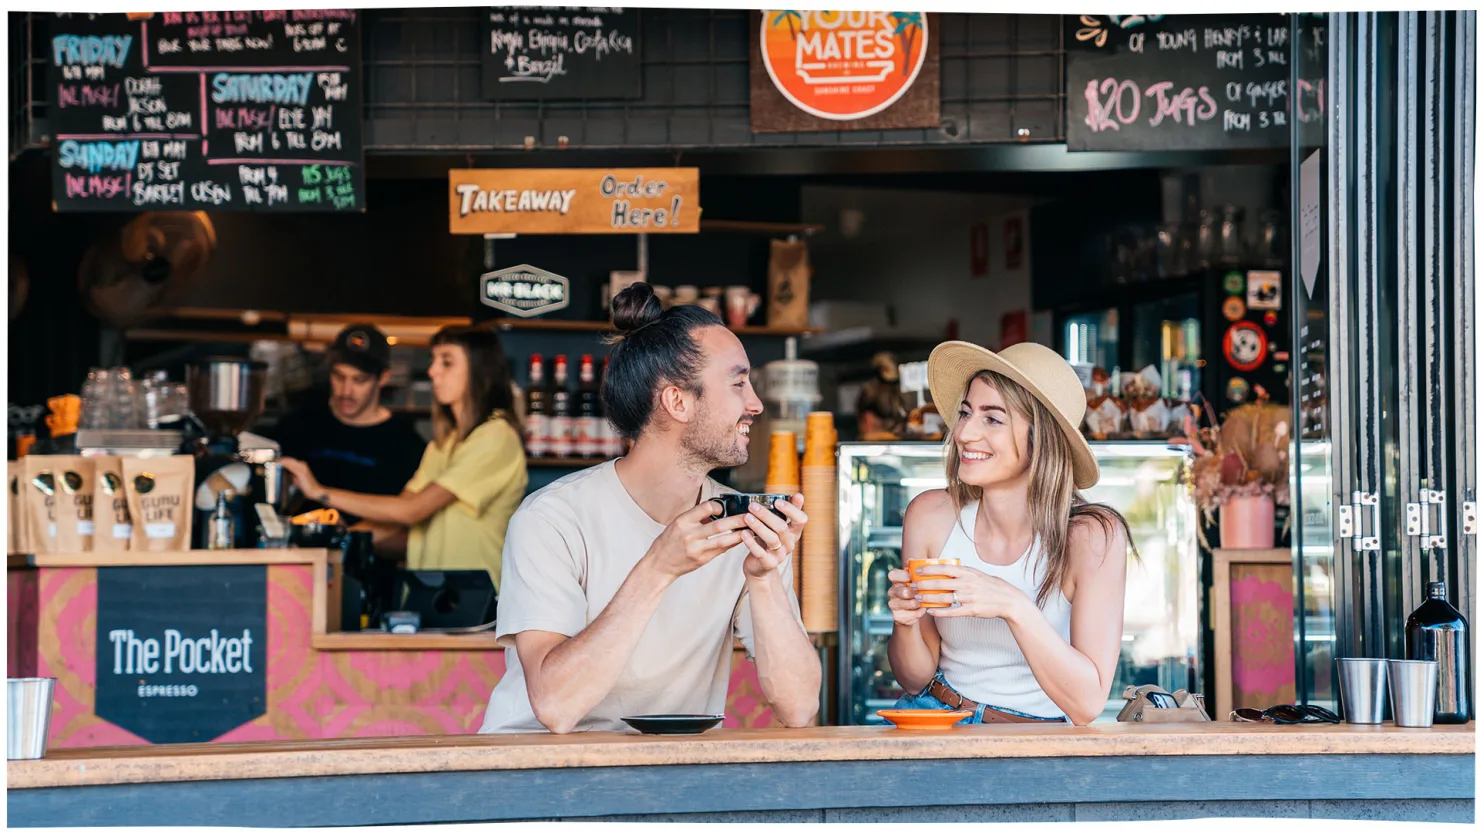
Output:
[601, 357, 622, 458]
[208, 490, 234, 550]
[524, 355, 550, 458]
[550, 355, 573, 458]
[1406, 581, 1472, 724]
[575, 355, 601, 458]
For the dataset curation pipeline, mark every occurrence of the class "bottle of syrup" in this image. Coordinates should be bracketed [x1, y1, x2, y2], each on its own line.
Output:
[1405, 581, 1472, 724]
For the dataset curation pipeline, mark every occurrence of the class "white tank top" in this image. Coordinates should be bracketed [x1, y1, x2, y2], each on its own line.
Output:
[933, 502, 1072, 718]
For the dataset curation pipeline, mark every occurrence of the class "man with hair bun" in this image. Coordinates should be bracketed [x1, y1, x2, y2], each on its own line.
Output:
[479, 282, 820, 734]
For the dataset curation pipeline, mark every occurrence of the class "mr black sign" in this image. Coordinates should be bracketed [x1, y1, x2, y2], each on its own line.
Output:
[95, 565, 268, 744]
[480, 264, 570, 318]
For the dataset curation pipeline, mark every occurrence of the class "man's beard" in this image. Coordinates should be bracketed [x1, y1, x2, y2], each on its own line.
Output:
[679, 401, 750, 472]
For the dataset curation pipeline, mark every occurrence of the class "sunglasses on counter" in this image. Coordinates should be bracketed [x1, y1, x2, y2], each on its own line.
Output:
[1229, 704, 1340, 724]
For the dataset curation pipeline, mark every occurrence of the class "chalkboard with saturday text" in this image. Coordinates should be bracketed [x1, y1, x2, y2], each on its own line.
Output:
[94, 565, 268, 745]
[481, 7, 641, 100]
[1065, 14, 1292, 152]
[48, 10, 364, 212]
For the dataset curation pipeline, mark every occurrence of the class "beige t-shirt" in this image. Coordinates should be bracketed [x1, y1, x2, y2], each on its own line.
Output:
[479, 461, 803, 734]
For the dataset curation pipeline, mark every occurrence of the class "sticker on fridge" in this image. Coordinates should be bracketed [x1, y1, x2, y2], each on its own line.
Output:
[1247, 270, 1282, 311]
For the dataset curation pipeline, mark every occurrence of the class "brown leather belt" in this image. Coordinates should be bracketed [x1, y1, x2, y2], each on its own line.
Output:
[924, 677, 1044, 724]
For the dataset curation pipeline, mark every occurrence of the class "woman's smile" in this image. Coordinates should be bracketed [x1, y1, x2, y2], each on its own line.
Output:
[959, 448, 993, 464]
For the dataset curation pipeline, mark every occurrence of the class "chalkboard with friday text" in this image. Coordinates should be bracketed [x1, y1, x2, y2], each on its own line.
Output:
[1065, 14, 1293, 152]
[48, 10, 364, 212]
[481, 7, 641, 100]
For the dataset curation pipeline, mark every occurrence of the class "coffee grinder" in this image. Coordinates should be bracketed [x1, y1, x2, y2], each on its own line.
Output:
[184, 357, 268, 549]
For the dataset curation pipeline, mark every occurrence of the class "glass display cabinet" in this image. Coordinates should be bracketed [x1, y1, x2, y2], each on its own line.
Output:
[836, 441, 1201, 724]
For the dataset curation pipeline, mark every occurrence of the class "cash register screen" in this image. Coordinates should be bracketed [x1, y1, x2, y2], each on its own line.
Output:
[393, 571, 496, 629]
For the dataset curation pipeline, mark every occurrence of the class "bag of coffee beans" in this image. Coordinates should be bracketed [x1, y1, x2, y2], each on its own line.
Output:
[92, 456, 132, 552]
[123, 456, 194, 551]
[52, 456, 95, 552]
[22, 455, 60, 554]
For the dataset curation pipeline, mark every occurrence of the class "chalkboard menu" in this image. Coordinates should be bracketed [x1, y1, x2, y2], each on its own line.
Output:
[481, 7, 641, 100]
[94, 565, 268, 744]
[48, 10, 364, 212]
[1065, 14, 1292, 152]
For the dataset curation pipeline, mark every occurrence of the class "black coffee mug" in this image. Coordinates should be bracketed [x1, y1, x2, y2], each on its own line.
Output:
[711, 493, 790, 521]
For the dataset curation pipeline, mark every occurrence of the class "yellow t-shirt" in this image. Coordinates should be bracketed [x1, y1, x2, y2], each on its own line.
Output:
[405, 417, 528, 588]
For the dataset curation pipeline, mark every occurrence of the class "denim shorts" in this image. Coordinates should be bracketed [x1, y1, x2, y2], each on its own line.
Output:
[893, 672, 1069, 725]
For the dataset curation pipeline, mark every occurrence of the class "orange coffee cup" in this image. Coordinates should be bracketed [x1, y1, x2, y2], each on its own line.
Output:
[907, 558, 960, 608]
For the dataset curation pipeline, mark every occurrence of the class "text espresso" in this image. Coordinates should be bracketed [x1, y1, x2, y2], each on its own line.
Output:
[108, 628, 255, 675]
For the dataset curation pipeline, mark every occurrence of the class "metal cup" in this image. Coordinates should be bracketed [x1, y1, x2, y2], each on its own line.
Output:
[7, 677, 56, 760]
[260, 461, 288, 512]
[1387, 659, 1439, 728]
[1337, 658, 1389, 724]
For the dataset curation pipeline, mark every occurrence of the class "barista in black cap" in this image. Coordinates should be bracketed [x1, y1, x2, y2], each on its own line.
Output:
[269, 323, 426, 539]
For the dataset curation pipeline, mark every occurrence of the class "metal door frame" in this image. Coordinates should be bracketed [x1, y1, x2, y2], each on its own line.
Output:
[1448, 12, 1476, 643]
[1325, 12, 1477, 666]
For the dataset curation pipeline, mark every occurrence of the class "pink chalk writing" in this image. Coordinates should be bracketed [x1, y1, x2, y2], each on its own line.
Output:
[64, 171, 131, 200]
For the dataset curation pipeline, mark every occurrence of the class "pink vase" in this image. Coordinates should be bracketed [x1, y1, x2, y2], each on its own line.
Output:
[1220, 495, 1276, 549]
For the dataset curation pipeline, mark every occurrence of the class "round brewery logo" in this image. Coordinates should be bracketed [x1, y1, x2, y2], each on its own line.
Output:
[761, 10, 927, 121]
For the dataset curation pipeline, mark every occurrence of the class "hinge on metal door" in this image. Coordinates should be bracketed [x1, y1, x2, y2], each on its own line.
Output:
[1339, 491, 1381, 551]
[1405, 488, 1447, 550]
[1463, 500, 1478, 537]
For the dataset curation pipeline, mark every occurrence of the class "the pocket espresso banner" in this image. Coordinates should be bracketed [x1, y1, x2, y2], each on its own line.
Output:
[94, 565, 268, 744]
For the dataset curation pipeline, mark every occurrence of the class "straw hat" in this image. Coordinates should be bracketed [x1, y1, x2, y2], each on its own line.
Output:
[927, 341, 1099, 490]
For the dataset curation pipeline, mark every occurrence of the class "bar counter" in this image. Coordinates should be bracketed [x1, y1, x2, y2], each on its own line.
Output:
[6, 551, 781, 750]
[8, 723, 1474, 825]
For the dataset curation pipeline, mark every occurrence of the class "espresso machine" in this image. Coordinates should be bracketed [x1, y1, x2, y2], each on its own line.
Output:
[184, 357, 270, 549]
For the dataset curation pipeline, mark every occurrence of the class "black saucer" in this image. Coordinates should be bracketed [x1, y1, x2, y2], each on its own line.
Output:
[621, 714, 725, 735]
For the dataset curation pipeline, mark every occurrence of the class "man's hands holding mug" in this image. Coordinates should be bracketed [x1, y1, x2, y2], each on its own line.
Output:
[644, 494, 808, 583]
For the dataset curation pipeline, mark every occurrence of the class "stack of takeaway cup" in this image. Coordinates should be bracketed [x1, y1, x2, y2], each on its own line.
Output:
[765, 430, 801, 597]
[801, 412, 838, 633]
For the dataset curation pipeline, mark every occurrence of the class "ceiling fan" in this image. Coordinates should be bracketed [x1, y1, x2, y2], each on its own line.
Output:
[77, 211, 217, 329]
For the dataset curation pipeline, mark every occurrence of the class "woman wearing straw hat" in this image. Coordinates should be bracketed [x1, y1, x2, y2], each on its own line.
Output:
[886, 341, 1135, 726]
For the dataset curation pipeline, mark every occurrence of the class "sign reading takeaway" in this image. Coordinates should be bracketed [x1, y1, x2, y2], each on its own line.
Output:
[448, 168, 700, 235]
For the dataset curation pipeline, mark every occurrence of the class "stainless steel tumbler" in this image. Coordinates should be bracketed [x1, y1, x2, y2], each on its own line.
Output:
[7, 677, 55, 760]
[1387, 659, 1439, 728]
[1337, 658, 1388, 724]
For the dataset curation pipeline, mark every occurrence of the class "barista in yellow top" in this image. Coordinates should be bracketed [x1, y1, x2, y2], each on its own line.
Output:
[282, 327, 527, 587]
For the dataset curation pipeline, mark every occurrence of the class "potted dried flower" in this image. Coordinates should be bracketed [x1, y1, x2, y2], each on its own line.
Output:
[1185, 399, 1291, 549]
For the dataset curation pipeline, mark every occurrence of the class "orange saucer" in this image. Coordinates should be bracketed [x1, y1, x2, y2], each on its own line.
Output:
[876, 709, 973, 729]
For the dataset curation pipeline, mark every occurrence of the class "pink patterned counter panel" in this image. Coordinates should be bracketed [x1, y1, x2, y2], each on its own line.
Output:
[17, 563, 777, 747]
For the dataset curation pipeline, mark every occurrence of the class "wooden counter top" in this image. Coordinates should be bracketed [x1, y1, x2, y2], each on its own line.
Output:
[11, 722, 1472, 790]
[312, 631, 504, 651]
[9, 549, 338, 568]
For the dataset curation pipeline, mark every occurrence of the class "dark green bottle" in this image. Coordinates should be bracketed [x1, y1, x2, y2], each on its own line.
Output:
[1405, 582, 1471, 724]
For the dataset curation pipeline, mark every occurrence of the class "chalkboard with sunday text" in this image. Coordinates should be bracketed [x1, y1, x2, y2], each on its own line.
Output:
[48, 10, 364, 212]
[481, 7, 641, 100]
[1065, 14, 1292, 152]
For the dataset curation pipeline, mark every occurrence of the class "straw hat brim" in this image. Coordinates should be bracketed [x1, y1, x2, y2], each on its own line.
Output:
[927, 341, 1100, 490]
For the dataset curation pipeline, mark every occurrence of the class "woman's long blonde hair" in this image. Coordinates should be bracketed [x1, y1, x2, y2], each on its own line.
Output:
[945, 369, 1137, 607]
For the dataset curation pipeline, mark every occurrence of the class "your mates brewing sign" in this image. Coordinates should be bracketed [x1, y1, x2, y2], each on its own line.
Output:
[751, 10, 939, 132]
[94, 565, 268, 744]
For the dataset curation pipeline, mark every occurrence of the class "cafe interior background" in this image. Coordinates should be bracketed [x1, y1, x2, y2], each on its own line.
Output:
[5, 7, 1475, 743]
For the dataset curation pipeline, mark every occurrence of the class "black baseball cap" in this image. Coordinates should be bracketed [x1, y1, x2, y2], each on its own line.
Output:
[329, 323, 392, 375]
